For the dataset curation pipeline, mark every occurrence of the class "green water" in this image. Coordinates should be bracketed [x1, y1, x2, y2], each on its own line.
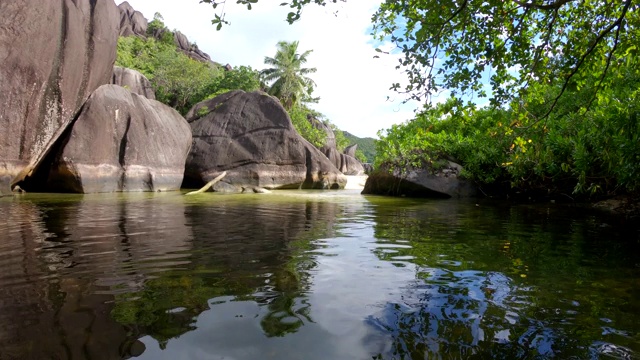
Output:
[0, 191, 638, 359]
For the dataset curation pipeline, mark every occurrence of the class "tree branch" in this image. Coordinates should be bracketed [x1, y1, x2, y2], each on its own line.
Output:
[512, 0, 575, 11]
[540, 0, 632, 120]
[583, 14, 623, 113]
[424, 0, 469, 100]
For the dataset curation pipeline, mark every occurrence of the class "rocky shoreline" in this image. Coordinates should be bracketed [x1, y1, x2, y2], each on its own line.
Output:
[0, 1, 364, 195]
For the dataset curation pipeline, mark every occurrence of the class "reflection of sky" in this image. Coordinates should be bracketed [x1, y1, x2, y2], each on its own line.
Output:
[136, 215, 420, 359]
[139, 299, 367, 360]
[134, 205, 534, 359]
[133, 203, 638, 359]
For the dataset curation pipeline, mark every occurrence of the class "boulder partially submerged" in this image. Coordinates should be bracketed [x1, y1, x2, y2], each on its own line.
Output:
[362, 161, 478, 198]
[0, 0, 120, 192]
[38, 85, 191, 193]
[183, 91, 347, 192]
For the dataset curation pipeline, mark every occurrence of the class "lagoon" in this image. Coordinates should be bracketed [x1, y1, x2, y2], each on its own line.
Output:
[0, 191, 638, 359]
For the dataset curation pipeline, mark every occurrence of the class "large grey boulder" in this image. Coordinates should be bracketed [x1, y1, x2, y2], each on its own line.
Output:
[118, 1, 148, 37]
[308, 116, 365, 176]
[40, 85, 191, 193]
[362, 161, 478, 198]
[111, 66, 156, 100]
[184, 91, 347, 192]
[0, 0, 120, 192]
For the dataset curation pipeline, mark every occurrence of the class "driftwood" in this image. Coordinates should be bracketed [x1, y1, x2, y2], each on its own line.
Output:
[185, 171, 227, 195]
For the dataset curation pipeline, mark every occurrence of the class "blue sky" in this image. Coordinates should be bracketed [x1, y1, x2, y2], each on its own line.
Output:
[117, 0, 420, 138]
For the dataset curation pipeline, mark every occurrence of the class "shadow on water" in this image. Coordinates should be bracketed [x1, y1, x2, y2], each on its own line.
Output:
[362, 198, 640, 359]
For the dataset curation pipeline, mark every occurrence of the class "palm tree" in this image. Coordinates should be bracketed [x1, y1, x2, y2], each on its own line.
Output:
[261, 41, 317, 110]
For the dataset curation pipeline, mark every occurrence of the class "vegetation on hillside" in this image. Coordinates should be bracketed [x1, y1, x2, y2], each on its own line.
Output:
[343, 132, 376, 163]
[115, 17, 354, 155]
[116, 14, 264, 114]
[116, 34, 262, 114]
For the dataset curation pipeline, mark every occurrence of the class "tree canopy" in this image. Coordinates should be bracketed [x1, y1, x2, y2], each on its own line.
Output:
[203, 0, 639, 114]
[373, 0, 638, 112]
[261, 40, 318, 110]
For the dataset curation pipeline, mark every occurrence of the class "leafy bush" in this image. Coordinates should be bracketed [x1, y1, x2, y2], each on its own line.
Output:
[203, 66, 262, 100]
[354, 149, 368, 163]
[288, 105, 326, 148]
[116, 36, 223, 114]
[375, 58, 640, 198]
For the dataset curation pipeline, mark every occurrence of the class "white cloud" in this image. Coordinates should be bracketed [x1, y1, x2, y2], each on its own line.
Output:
[117, 0, 420, 138]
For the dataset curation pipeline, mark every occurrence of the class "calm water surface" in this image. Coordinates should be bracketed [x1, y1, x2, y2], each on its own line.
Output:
[0, 190, 638, 359]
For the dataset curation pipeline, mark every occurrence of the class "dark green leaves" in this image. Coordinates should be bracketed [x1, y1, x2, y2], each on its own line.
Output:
[372, 0, 636, 115]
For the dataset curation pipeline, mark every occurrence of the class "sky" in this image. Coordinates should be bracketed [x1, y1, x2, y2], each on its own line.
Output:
[116, 0, 420, 138]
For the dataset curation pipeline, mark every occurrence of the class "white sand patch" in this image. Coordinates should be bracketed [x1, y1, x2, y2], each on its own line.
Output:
[344, 175, 368, 190]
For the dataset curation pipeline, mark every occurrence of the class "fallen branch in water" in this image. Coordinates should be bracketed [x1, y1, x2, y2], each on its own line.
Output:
[185, 171, 227, 195]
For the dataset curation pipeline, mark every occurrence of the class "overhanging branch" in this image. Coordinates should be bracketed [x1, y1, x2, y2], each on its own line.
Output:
[512, 0, 576, 11]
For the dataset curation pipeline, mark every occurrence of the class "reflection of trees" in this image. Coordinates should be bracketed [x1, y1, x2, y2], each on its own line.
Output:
[365, 198, 640, 359]
[111, 197, 341, 342]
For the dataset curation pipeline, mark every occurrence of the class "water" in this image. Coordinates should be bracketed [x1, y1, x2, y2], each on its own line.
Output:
[0, 191, 638, 359]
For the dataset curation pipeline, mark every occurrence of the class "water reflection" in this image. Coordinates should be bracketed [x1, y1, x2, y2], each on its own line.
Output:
[0, 194, 184, 359]
[0, 193, 345, 359]
[0, 194, 638, 359]
[365, 199, 640, 359]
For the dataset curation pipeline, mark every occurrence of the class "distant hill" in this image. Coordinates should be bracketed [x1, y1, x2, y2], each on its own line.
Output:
[344, 132, 376, 163]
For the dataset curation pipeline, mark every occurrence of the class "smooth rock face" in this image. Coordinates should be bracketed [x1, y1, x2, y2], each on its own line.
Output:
[0, 0, 120, 192]
[118, 1, 147, 37]
[42, 85, 191, 193]
[111, 66, 156, 100]
[362, 162, 478, 198]
[184, 91, 347, 192]
[344, 144, 358, 158]
[308, 116, 365, 176]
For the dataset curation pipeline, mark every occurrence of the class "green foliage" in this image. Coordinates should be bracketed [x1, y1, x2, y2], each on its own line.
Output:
[503, 58, 640, 195]
[288, 105, 326, 148]
[261, 41, 318, 110]
[354, 149, 368, 163]
[152, 52, 223, 114]
[203, 65, 262, 100]
[371, 0, 638, 111]
[343, 132, 376, 163]
[147, 12, 164, 35]
[146, 12, 174, 45]
[196, 106, 210, 117]
[376, 99, 510, 184]
[117, 36, 217, 112]
[116, 36, 237, 114]
[330, 123, 349, 152]
[375, 58, 640, 197]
